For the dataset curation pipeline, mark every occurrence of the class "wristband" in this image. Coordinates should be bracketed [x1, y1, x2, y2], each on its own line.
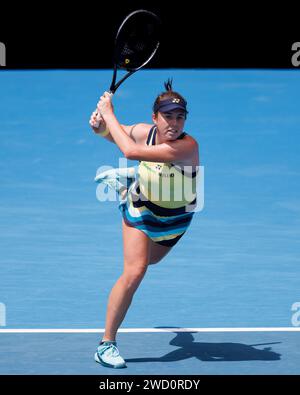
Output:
[98, 129, 110, 137]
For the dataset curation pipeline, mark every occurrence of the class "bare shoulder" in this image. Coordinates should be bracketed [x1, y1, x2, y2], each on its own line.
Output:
[170, 133, 199, 151]
[182, 133, 198, 147]
[123, 123, 152, 144]
[173, 133, 199, 167]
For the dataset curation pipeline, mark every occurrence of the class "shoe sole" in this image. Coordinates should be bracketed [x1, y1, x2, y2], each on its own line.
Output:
[94, 352, 127, 369]
[95, 167, 136, 183]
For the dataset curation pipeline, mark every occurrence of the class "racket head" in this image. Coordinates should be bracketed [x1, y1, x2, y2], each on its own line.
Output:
[114, 9, 161, 72]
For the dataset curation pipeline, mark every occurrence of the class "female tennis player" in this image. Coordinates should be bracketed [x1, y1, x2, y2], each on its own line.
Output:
[89, 80, 199, 369]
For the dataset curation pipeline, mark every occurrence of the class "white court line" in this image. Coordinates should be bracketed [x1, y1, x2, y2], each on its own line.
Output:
[0, 327, 300, 333]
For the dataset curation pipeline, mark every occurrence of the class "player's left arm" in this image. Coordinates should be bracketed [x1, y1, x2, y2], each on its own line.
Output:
[105, 111, 198, 163]
[98, 92, 198, 162]
[126, 136, 198, 163]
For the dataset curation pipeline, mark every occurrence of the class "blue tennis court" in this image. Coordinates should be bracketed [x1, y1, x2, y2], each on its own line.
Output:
[0, 69, 300, 374]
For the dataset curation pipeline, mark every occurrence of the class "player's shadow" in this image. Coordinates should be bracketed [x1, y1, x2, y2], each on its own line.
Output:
[126, 327, 281, 364]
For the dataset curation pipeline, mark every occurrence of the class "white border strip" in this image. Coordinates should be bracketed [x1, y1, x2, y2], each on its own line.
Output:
[0, 327, 300, 333]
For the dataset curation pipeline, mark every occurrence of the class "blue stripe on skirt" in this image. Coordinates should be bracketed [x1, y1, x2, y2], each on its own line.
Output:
[119, 181, 194, 247]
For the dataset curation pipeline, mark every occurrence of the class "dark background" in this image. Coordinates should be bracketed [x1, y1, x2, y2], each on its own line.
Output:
[0, 1, 299, 69]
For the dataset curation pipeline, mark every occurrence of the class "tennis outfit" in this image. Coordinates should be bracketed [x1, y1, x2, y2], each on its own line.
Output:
[118, 126, 197, 247]
[94, 98, 194, 369]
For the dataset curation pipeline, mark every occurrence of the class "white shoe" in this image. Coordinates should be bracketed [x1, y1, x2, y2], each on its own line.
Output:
[95, 167, 137, 203]
[94, 341, 127, 369]
[95, 167, 136, 183]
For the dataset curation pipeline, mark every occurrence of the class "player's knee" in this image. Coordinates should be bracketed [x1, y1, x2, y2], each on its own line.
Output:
[122, 266, 147, 289]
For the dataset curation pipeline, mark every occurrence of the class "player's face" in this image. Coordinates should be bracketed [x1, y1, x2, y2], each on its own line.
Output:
[153, 110, 186, 142]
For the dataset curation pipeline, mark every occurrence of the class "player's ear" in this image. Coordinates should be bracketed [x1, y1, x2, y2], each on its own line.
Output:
[152, 112, 157, 124]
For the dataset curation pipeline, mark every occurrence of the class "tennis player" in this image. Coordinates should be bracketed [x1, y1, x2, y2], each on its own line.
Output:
[89, 79, 199, 369]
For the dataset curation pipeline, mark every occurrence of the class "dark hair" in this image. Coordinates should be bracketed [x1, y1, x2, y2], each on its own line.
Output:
[152, 78, 188, 115]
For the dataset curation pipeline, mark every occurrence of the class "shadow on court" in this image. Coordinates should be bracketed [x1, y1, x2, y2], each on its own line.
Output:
[126, 328, 281, 364]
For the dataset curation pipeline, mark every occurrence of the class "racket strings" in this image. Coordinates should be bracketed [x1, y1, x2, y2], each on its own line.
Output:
[115, 14, 160, 70]
[120, 44, 135, 57]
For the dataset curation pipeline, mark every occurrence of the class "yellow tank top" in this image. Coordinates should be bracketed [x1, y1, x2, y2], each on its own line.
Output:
[138, 126, 197, 209]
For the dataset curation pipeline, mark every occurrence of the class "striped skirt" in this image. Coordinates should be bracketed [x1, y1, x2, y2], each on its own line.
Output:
[119, 180, 194, 247]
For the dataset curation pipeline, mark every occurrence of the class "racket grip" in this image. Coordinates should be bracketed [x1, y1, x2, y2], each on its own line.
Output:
[93, 91, 114, 127]
[93, 112, 103, 128]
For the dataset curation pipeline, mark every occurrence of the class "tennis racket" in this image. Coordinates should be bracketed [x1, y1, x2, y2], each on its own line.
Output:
[94, 9, 161, 127]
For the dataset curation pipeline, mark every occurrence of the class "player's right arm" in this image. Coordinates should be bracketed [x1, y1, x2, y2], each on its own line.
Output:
[89, 111, 150, 144]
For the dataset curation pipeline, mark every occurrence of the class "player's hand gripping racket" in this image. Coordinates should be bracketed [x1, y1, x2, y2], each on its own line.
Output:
[93, 9, 161, 127]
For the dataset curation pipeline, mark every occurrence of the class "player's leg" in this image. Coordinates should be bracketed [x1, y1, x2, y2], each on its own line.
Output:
[148, 240, 173, 265]
[101, 219, 150, 342]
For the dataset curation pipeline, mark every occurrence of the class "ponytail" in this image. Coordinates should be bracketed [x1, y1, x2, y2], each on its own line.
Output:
[164, 78, 173, 92]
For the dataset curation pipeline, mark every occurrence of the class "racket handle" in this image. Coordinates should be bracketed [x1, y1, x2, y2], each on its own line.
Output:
[93, 112, 103, 128]
[93, 91, 114, 128]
